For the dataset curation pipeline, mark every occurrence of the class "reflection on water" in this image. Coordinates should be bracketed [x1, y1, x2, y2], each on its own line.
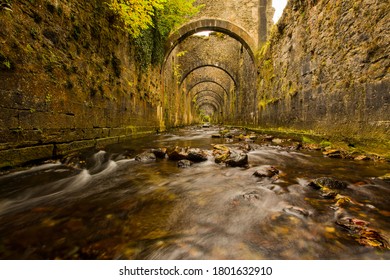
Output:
[0, 126, 389, 259]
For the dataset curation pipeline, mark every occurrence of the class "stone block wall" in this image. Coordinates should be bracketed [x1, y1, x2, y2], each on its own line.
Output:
[257, 0, 390, 145]
[0, 0, 162, 169]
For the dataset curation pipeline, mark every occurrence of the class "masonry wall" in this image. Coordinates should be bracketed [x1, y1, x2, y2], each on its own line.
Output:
[0, 0, 162, 169]
[257, 0, 390, 146]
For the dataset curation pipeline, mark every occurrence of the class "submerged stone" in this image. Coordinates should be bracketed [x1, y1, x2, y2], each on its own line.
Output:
[177, 159, 192, 168]
[135, 151, 156, 162]
[309, 177, 348, 190]
[336, 217, 390, 249]
[253, 166, 280, 178]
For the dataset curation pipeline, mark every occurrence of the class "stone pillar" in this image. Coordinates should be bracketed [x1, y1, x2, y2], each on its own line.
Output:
[258, 0, 268, 45]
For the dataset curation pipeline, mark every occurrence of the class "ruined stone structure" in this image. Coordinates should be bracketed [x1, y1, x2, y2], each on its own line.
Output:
[0, 0, 389, 168]
[163, 0, 274, 126]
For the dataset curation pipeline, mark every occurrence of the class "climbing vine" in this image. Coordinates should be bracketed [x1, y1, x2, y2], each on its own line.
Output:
[108, 0, 201, 68]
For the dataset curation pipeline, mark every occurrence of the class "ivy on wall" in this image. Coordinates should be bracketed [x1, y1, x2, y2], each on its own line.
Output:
[108, 0, 202, 68]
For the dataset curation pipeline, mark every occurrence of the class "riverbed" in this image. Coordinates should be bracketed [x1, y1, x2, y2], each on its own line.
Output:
[0, 126, 389, 259]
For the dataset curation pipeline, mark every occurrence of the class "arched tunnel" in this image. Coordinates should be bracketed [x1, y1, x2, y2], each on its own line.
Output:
[163, 19, 257, 126]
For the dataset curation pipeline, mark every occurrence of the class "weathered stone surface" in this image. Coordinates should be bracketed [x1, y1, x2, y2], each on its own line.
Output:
[135, 152, 157, 162]
[257, 0, 390, 145]
[151, 148, 167, 159]
[253, 166, 280, 178]
[186, 148, 208, 162]
[309, 177, 348, 190]
[167, 147, 188, 161]
[177, 159, 192, 168]
[0, 0, 160, 168]
[0, 144, 54, 169]
[56, 140, 96, 156]
[225, 150, 248, 167]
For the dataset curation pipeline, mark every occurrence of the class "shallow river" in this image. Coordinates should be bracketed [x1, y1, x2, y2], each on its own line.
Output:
[0, 126, 389, 259]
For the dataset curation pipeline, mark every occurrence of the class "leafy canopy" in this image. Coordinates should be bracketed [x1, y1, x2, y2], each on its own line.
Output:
[108, 0, 201, 38]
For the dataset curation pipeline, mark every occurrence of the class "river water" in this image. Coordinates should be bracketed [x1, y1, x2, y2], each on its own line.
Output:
[0, 126, 389, 259]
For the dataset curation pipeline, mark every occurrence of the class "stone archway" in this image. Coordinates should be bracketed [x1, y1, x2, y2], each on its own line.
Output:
[165, 18, 256, 65]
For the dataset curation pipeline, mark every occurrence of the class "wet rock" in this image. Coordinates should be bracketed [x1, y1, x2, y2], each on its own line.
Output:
[202, 123, 210, 128]
[248, 134, 258, 140]
[320, 189, 338, 199]
[232, 191, 261, 206]
[336, 217, 390, 249]
[309, 177, 348, 190]
[253, 166, 280, 178]
[212, 144, 248, 167]
[167, 146, 188, 161]
[213, 144, 230, 163]
[151, 148, 167, 159]
[186, 148, 208, 162]
[283, 206, 310, 217]
[239, 142, 252, 152]
[334, 194, 354, 207]
[263, 135, 274, 141]
[177, 160, 192, 168]
[135, 151, 156, 162]
[212, 134, 222, 138]
[323, 149, 342, 158]
[378, 173, 390, 181]
[272, 138, 284, 144]
[303, 143, 322, 151]
[289, 142, 303, 151]
[225, 150, 248, 167]
[242, 191, 261, 201]
[354, 155, 370, 161]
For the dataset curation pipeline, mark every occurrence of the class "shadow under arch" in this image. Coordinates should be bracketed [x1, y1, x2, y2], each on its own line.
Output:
[180, 64, 237, 87]
[196, 98, 221, 112]
[192, 90, 225, 104]
[165, 18, 256, 67]
[184, 79, 231, 98]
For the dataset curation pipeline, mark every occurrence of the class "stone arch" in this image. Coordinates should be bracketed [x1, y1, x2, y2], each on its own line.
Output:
[192, 90, 224, 105]
[165, 19, 256, 64]
[196, 97, 221, 112]
[180, 63, 237, 86]
[187, 81, 229, 100]
[182, 68, 234, 96]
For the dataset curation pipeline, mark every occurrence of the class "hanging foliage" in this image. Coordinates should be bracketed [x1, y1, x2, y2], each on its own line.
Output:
[108, 0, 201, 39]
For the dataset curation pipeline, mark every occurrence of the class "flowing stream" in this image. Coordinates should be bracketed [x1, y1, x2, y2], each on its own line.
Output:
[0, 126, 389, 259]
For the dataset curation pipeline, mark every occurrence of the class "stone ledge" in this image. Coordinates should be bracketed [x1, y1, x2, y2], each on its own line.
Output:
[0, 144, 54, 169]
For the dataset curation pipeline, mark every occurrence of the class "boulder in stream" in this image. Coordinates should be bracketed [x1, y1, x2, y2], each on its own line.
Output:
[187, 148, 208, 162]
[309, 177, 348, 190]
[225, 150, 248, 167]
[135, 151, 157, 162]
[167, 146, 188, 161]
[151, 148, 167, 159]
[177, 159, 192, 168]
[253, 166, 280, 178]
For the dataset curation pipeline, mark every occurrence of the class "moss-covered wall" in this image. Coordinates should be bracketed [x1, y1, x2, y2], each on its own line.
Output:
[257, 0, 389, 146]
[0, 0, 163, 169]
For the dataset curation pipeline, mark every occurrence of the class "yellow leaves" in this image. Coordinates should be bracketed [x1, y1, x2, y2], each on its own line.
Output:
[108, 0, 201, 38]
[108, 0, 166, 38]
[325, 227, 336, 233]
[334, 194, 353, 207]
